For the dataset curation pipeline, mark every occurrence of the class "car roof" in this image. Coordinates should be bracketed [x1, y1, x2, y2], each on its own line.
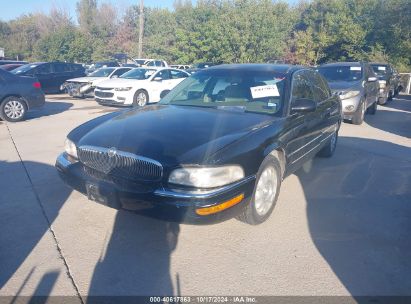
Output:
[205, 63, 305, 74]
[319, 62, 364, 67]
[370, 62, 389, 66]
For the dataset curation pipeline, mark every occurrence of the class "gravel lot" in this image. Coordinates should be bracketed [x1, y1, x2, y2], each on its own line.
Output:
[1, 94, 410, 300]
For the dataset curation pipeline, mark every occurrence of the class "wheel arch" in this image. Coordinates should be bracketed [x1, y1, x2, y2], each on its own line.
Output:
[1, 95, 29, 110]
[263, 144, 286, 179]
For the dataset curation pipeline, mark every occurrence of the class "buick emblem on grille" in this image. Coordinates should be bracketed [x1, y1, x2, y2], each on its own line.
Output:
[107, 147, 117, 158]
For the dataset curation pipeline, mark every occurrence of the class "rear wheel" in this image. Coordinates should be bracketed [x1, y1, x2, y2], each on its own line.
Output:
[238, 155, 282, 225]
[352, 100, 366, 125]
[133, 90, 149, 107]
[0, 97, 27, 122]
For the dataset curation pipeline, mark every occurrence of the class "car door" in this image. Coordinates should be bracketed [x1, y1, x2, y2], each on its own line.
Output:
[32, 63, 53, 93]
[309, 70, 337, 139]
[150, 69, 171, 101]
[284, 70, 320, 171]
[169, 69, 189, 88]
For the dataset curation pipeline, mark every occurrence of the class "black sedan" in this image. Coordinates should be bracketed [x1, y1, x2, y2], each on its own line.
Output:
[0, 69, 45, 122]
[56, 64, 341, 224]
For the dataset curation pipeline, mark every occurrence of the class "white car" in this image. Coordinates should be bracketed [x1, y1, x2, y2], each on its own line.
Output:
[62, 67, 132, 98]
[94, 67, 190, 107]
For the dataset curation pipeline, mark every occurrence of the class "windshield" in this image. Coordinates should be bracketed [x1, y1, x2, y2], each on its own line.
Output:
[11, 63, 39, 75]
[119, 68, 157, 80]
[89, 68, 116, 77]
[371, 65, 389, 76]
[318, 66, 363, 82]
[160, 70, 286, 115]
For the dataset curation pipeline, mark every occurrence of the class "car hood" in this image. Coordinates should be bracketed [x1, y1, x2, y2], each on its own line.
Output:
[97, 78, 145, 88]
[77, 105, 277, 166]
[66, 76, 102, 83]
[328, 80, 362, 92]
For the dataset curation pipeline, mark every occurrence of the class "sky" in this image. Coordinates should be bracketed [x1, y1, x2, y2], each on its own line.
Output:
[0, 0, 180, 21]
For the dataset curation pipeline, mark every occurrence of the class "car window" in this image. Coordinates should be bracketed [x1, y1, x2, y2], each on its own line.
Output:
[112, 68, 130, 76]
[120, 68, 156, 80]
[155, 70, 170, 80]
[318, 65, 363, 82]
[309, 70, 330, 102]
[36, 63, 52, 75]
[170, 69, 188, 79]
[161, 70, 287, 116]
[291, 71, 315, 103]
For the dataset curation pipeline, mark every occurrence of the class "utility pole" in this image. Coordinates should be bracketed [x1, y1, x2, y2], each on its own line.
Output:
[138, 0, 144, 58]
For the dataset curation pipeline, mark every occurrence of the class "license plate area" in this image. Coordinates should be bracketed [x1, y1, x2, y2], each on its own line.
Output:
[86, 182, 119, 208]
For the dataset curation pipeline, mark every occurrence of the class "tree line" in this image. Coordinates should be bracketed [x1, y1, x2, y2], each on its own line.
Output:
[0, 0, 410, 71]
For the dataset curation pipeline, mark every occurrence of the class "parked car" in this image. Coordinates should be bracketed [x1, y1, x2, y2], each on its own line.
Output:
[0, 63, 24, 71]
[56, 64, 341, 224]
[0, 69, 45, 122]
[86, 61, 120, 74]
[12, 62, 85, 94]
[0, 60, 28, 66]
[170, 64, 191, 70]
[62, 67, 132, 98]
[132, 58, 169, 67]
[186, 62, 217, 74]
[370, 62, 401, 104]
[94, 67, 190, 107]
[318, 62, 378, 125]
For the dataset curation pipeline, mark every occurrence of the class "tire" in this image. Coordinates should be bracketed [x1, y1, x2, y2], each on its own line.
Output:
[0, 96, 28, 122]
[238, 155, 282, 225]
[388, 90, 394, 101]
[318, 130, 338, 158]
[352, 100, 366, 125]
[367, 100, 377, 115]
[133, 90, 149, 107]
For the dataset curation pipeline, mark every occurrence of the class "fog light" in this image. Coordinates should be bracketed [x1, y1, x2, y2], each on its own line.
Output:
[195, 193, 244, 216]
[345, 105, 355, 111]
[117, 97, 126, 101]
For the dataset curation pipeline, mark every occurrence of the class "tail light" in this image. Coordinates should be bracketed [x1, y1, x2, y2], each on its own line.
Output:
[33, 82, 41, 89]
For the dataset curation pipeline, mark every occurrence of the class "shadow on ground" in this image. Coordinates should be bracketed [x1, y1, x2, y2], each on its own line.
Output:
[299, 136, 411, 295]
[365, 94, 411, 138]
[0, 161, 71, 295]
[25, 101, 73, 121]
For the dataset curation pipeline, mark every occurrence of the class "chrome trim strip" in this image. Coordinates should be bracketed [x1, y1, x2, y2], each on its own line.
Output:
[289, 133, 323, 157]
[154, 175, 256, 199]
[291, 132, 334, 164]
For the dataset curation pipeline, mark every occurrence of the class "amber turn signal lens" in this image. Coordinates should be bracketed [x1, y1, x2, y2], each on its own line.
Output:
[195, 193, 244, 216]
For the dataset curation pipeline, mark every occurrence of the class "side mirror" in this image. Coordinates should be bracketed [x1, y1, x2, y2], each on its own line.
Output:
[291, 98, 317, 113]
[153, 76, 162, 81]
[368, 76, 377, 82]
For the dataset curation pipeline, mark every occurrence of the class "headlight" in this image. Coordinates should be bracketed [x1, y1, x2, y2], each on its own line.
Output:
[378, 80, 386, 89]
[64, 138, 78, 159]
[168, 166, 245, 188]
[339, 90, 360, 100]
[114, 87, 132, 91]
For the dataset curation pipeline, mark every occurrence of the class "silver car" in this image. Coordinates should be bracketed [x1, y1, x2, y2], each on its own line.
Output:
[318, 62, 379, 125]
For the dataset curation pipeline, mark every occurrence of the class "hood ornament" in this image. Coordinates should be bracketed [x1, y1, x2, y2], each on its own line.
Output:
[107, 147, 117, 158]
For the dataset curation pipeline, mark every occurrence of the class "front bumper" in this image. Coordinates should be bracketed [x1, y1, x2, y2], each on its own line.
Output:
[55, 153, 255, 224]
[94, 89, 134, 106]
[340, 94, 362, 120]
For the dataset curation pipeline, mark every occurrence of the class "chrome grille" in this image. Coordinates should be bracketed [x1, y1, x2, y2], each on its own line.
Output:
[77, 146, 163, 182]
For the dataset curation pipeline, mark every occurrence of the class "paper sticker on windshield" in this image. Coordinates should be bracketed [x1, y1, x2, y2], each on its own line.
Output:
[378, 66, 386, 71]
[350, 67, 362, 71]
[250, 85, 279, 99]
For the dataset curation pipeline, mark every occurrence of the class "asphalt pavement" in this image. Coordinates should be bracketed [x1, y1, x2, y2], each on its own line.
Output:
[0, 94, 410, 301]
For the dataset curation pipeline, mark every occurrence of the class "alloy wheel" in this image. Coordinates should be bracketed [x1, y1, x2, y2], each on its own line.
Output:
[254, 166, 278, 216]
[4, 99, 25, 120]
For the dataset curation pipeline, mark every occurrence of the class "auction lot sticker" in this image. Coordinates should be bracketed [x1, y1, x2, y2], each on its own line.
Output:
[250, 85, 280, 99]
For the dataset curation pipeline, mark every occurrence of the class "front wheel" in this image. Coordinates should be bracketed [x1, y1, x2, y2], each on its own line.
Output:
[238, 155, 282, 225]
[0, 97, 27, 122]
[133, 90, 149, 107]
